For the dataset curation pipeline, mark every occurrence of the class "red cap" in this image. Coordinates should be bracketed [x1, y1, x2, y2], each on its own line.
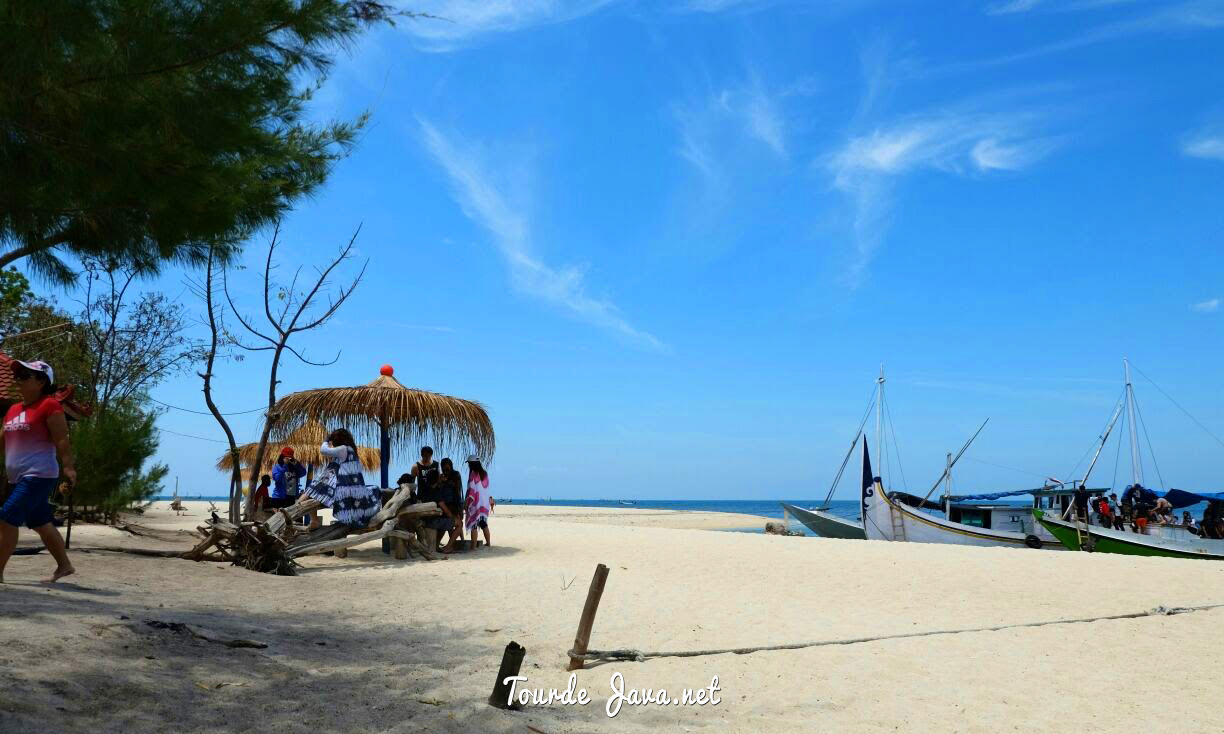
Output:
[280, 447, 295, 457]
[380, 364, 394, 376]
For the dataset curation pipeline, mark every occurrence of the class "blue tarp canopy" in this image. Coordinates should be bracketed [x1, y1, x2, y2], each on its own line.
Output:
[1161, 488, 1224, 508]
[946, 488, 1041, 502]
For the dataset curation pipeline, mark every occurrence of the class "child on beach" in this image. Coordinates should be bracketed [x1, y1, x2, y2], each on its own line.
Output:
[464, 455, 492, 550]
[0, 360, 76, 584]
[251, 474, 272, 516]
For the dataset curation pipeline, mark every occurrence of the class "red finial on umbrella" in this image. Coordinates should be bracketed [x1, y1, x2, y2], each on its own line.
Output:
[380, 364, 394, 376]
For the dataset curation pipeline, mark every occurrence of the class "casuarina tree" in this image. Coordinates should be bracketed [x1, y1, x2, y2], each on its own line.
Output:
[0, 1, 402, 283]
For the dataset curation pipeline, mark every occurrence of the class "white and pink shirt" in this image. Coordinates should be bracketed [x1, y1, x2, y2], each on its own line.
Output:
[3, 396, 63, 482]
[464, 472, 491, 533]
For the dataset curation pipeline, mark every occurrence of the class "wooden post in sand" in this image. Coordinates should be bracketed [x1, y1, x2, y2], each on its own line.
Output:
[63, 481, 75, 549]
[488, 641, 526, 710]
[566, 563, 609, 671]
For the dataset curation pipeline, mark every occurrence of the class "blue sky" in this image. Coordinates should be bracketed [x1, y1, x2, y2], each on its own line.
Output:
[47, 0, 1224, 499]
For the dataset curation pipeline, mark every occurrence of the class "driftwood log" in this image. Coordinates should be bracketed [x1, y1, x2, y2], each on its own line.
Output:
[182, 483, 444, 574]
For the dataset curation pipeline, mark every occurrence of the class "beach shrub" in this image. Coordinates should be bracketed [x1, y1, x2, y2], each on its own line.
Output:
[61, 402, 168, 523]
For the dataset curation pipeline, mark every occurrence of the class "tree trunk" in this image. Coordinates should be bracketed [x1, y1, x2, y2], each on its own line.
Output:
[199, 248, 244, 524]
[245, 341, 287, 519]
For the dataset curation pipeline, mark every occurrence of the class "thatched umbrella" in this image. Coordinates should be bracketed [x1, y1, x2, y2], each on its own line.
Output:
[268, 365, 494, 488]
[215, 419, 381, 474]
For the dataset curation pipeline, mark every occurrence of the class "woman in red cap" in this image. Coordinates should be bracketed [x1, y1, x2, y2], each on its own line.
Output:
[0, 359, 76, 583]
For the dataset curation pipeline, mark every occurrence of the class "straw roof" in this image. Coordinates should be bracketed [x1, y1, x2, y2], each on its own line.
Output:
[215, 419, 381, 473]
[267, 369, 495, 461]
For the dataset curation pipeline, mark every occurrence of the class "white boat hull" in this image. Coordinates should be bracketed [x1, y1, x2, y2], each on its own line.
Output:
[860, 448, 1063, 550]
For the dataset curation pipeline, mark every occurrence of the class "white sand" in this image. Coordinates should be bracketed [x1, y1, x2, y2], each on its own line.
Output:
[2, 501, 1222, 733]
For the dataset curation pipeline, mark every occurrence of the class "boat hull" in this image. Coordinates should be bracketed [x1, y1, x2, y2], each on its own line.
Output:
[859, 449, 1063, 549]
[780, 503, 865, 539]
[1034, 510, 1224, 560]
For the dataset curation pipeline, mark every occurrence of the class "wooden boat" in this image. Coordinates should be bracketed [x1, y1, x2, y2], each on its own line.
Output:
[786, 367, 1070, 548]
[779, 503, 865, 539]
[860, 438, 1069, 550]
[1034, 508, 1224, 559]
[1030, 359, 1224, 559]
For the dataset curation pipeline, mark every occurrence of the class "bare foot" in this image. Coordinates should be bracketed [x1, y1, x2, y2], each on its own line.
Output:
[44, 565, 75, 583]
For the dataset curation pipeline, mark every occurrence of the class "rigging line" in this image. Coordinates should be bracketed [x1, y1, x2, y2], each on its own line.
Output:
[1066, 389, 1128, 482]
[155, 427, 231, 444]
[822, 391, 875, 507]
[148, 397, 266, 416]
[883, 397, 908, 493]
[0, 321, 72, 342]
[6, 328, 73, 351]
[1132, 393, 1166, 491]
[1129, 361, 1224, 453]
[962, 456, 1048, 480]
[1111, 407, 1124, 491]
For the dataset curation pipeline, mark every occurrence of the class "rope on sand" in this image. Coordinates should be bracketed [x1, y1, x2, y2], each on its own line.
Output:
[571, 603, 1224, 664]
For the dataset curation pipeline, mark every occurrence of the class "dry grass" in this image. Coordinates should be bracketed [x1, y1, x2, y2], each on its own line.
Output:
[266, 373, 495, 462]
[214, 420, 382, 472]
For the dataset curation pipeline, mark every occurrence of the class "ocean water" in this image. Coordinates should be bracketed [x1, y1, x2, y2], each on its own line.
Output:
[151, 495, 861, 534]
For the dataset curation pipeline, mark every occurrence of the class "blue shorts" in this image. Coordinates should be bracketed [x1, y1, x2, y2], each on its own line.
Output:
[1, 476, 58, 529]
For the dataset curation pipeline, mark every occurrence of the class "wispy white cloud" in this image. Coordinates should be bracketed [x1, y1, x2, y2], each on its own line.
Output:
[1191, 298, 1221, 313]
[680, 0, 780, 11]
[673, 76, 790, 184]
[825, 108, 1058, 284]
[961, 0, 1224, 70]
[1182, 126, 1224, 160]
[417, 119, 664, 350]
[971, 136, 1060, 169]
[402, 1, 614, 49]
[680, 0, 879, 12]
[987, 0, 1177, 16]
[986, 0, 1043, 14]
[718, 82, 788, 157]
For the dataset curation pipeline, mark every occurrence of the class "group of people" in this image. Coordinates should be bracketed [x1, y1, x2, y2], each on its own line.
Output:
[399, 445, 493, 553]
[251, 435, 493, 553]
[1073, 483, 1224, 538]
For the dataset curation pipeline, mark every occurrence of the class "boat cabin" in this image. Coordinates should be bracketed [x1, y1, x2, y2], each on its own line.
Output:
[925, 486, 1109, 535]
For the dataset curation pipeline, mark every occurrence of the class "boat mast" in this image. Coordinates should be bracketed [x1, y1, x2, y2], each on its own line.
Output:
[921, 418, 989, 503]
[1081, 398, 1124, 486]
[1124, 358, 1143, 486]
[875, 364, 885, 481]
[943, 451, 952, 516]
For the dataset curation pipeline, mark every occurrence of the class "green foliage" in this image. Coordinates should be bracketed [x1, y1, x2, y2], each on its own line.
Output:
[0, 1, 396, 283]
[65, 402, 168, 521]
[0, 268, 32, 335]
[0, 267, 92, 394]
[0, 262, 188, 519]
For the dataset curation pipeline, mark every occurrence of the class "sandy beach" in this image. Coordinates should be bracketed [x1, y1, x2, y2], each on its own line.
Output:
[2, 501, 1223, 734]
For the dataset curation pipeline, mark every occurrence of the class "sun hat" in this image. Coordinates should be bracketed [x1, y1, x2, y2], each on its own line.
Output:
[279, 446, 295, 458]
[11, 359, 53, 384]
